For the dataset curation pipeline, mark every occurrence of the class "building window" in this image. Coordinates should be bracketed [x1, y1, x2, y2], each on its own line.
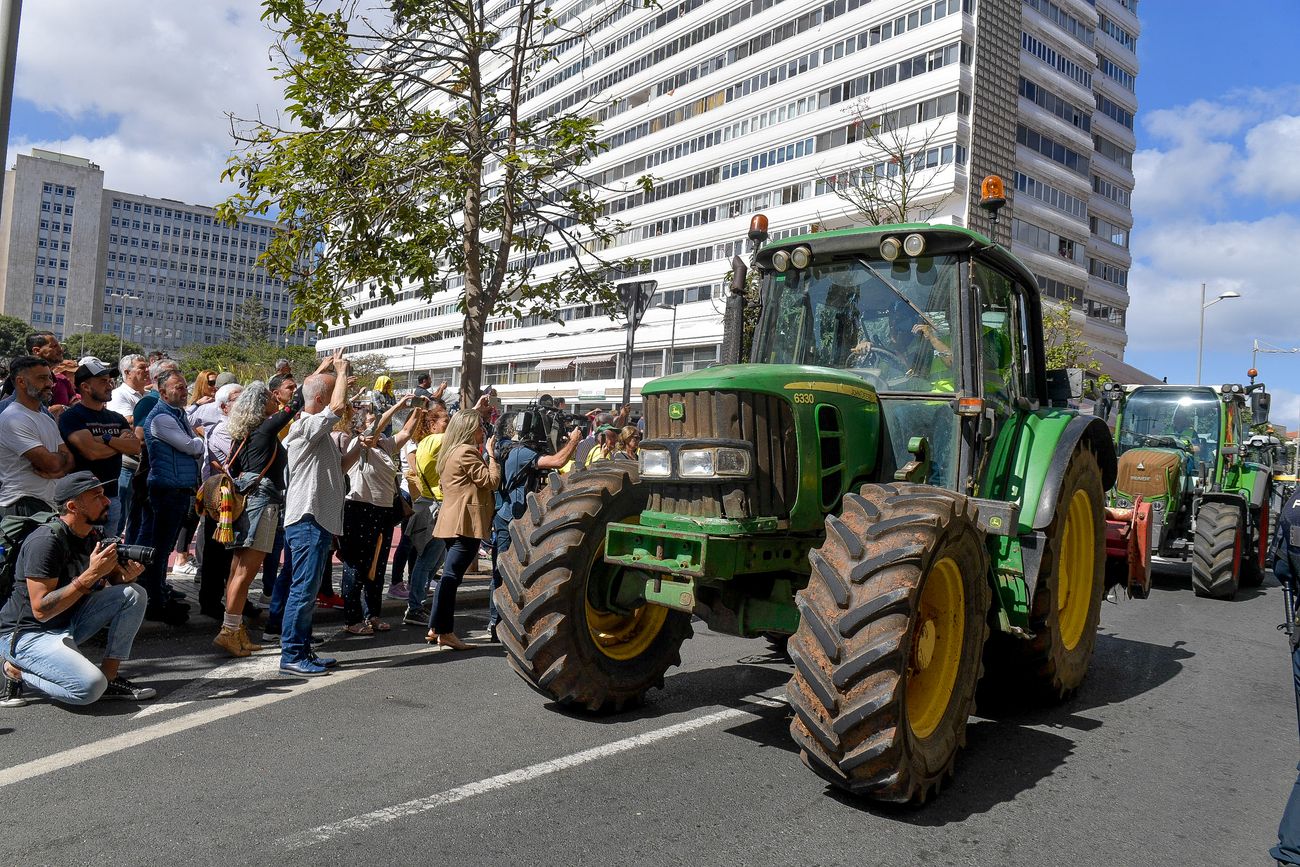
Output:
[630, 350, 662, 379]
[671, 345, 718, 374]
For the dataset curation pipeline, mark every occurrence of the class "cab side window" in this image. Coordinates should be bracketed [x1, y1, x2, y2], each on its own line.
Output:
[971, 261, 1027, 409]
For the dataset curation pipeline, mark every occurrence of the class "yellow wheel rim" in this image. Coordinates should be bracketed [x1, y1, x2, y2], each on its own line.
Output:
[907, 557, 965, 740]
[585, 597, 669, 661]
[1057, 488, 1096, 651]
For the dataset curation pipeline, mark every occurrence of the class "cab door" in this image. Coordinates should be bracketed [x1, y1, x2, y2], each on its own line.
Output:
[970, 259, 1033, 499]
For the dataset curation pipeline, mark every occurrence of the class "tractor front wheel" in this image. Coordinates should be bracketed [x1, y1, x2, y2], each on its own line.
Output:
[493, 464, 693, 712]
[787, 483, 990, 804]
[1192, 501, 1245, 599]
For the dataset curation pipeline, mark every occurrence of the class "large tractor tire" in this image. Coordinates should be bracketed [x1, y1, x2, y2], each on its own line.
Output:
[787, 483, 990, 804]
[1240, 499, 1268, 589]
[1192, 501, 1245, 599]
[987, 442, 1105, 702]
[493, 463, 693, 713]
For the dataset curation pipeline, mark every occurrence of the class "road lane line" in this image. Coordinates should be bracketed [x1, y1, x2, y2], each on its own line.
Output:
[279, 692, 787, 850]
[0, 668, 370, 789]
[133, 653, 281, 719]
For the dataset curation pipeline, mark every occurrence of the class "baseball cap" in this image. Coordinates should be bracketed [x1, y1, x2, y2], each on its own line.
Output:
[54, 470, 105, 505]
[75, 356, 119, 385]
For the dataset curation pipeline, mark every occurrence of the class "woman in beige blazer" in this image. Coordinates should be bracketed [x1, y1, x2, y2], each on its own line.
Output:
[426, 409, 501, 648]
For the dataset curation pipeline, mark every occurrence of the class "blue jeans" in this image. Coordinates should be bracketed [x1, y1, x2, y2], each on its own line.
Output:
[282, 518, 334, 665]
[115, 466, 134, 537]
[265, 534, 295, 633]
[263, 524, 287, 595]
[141, 485, 194, 604]
[407, 536, 446, 615]
[0, 583, 148, 704]
[428, 536, 477, 634]
[488, 516, 510, 628]
[106, 494, 123, 542]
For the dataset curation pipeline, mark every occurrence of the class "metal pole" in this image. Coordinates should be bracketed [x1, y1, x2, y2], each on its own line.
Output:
[669, 306, 678, 364]
[1197, 282, 1206, 385]
[0, 0, 21, 226]
[1282, 580, 1300, 743]
[622, 316, 635, 409]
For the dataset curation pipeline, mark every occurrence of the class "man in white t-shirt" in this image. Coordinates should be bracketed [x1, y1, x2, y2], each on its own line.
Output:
[0, 356, 74, 515]
[106, 354, 148, 423]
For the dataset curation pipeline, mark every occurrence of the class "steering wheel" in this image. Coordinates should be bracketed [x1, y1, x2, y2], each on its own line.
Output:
[848, 341, 908, 371]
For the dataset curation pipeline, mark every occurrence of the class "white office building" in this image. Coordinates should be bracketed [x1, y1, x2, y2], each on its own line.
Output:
[319, 0, 1139, 412]
[0, 148, 317, 354]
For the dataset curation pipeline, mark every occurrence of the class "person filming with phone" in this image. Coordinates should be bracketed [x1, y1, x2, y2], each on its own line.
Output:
[0, 471, 157, 707]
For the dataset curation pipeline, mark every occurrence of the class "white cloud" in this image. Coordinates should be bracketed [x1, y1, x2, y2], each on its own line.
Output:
[8, 2, 283, 206]
[1127, 213, 1300, 355]
[1237, 114, 1300, 200]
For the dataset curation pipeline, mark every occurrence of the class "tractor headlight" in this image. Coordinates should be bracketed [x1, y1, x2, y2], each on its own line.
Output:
[772, 250, 791, 272]
[679, 447, 752, 478]
[639, 448, 671, 478]
[790, 245, 812, 269]
[903, 233, 926, 257]
[880, 237, 901, 261]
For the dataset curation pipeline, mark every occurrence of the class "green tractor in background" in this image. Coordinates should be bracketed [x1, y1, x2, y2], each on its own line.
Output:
[1098, 382, 1273, 599]
[494, 200, 1151, 803]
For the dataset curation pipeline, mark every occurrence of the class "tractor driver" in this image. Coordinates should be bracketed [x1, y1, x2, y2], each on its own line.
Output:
[849, 308, 954, 393]
[1170, 402, 1215, 474]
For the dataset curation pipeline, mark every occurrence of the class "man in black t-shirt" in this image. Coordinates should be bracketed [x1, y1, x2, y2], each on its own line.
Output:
[0, 472, 156, 708]
[58, 358, 139, 538]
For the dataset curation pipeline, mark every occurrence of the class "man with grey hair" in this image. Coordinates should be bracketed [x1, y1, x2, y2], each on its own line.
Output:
[107, 354, 148, 422]
[137, 369, 201, 625]
[279, 350, 354, 676]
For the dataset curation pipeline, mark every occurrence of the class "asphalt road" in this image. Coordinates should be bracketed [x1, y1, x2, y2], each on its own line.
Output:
[1, 563, 1295, 867]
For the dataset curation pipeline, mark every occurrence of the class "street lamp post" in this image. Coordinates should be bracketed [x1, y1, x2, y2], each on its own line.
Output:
[108, 292, 139, 361]
[1196, 283, 1241, 385]
[617, 280, 657, 409]
[656, 302, 678, 376]
[71, 323, 94, 359]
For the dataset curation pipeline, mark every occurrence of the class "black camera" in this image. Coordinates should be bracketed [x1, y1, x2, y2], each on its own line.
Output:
[99, 536, 156, 567]
[496, 400, 580, 458]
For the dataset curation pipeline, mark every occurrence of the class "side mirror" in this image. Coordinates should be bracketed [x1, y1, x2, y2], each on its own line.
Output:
[1252, 390, 1272, 423]
[1046, 368, 1084, 404]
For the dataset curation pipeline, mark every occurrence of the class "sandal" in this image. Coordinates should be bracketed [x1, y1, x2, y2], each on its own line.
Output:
[367, 617, 391, 632]
[343, 622, 375, 636]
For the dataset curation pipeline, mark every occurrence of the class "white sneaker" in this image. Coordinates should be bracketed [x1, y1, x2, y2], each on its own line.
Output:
[172, 561, 198, 576]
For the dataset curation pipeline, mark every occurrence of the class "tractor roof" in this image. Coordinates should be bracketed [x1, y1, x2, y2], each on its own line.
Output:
[757, 223, 1039, 298]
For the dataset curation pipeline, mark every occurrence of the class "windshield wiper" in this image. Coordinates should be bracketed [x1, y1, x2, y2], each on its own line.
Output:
[856, 257, 941, 331]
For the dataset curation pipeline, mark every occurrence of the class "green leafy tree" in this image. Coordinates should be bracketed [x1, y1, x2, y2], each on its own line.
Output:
[219, 0, 646, 409]
[178, 340, 319, 384]
[62, 331, 145, 364]
[228, 298, 270, 345]
[0, 315, 33, 363]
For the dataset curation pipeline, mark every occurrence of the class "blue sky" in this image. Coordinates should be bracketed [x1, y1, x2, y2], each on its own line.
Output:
[1125, 0, 1300, 423]
[6, 2, 1300, 420]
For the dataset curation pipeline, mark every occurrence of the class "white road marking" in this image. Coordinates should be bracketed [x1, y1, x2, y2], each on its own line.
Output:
[133, 653, 281, 719]
[0, 668, 367, 789]
[280, 690, 788, 850]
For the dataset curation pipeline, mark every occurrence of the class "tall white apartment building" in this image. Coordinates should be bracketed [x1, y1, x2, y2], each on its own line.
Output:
[0, 148, 317, 354]
[320, 0, 1139, 412]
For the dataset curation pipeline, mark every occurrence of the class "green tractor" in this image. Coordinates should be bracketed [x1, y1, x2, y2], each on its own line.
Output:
[1098, 381, 1273, 599]
[494, 214, 1150, 803]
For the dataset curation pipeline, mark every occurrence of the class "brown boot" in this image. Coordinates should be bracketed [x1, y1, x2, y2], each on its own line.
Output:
[214, 627, 251, 658]
[237, 624, 263, 653]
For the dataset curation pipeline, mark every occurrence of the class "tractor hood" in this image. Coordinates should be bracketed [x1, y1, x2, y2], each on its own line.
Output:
[637, 363, 881, 535]
[643, 363, 881, 404]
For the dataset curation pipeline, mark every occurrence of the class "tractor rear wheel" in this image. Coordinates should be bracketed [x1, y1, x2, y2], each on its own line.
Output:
[787, 483, 990, 804]
[1192, 501, 1244, 599]
[989, 442, 1105, 702]
[493, 464, 693, 712]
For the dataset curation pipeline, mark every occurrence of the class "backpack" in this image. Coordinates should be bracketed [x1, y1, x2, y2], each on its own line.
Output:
[0, 511, 61, 608]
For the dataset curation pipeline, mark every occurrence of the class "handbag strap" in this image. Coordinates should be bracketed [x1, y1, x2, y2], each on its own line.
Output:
[225, 436, 277, 486]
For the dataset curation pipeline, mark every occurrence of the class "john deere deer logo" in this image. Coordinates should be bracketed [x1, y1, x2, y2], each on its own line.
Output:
[668, 402, 685, 420]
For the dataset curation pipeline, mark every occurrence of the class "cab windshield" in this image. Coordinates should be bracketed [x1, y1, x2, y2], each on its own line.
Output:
[752, 255, 962, 395]
[1118, 389, 1222, 470]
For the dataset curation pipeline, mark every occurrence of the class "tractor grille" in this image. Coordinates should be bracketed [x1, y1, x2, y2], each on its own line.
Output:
[643, 390, 798, 521]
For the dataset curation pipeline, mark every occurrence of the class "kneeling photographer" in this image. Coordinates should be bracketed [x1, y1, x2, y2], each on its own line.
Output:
[0, 471, 157, 708]
[487, 403, 581, 641]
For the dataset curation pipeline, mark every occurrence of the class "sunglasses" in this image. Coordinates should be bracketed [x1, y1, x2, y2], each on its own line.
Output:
[206, 379, 217, 386]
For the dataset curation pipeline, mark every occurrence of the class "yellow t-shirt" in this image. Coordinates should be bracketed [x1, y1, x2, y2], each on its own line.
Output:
[585, 445, 613, 467]
[414, 432, 445, 500]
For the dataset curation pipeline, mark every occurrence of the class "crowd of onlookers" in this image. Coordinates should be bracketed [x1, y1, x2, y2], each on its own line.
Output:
[0, 332, 640, 708]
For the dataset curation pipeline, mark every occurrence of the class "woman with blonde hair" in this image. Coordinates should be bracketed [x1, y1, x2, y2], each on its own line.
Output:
[426, 409, 500, 649]
[188, 369, 218, 408]
[616, 424, 641, 461]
